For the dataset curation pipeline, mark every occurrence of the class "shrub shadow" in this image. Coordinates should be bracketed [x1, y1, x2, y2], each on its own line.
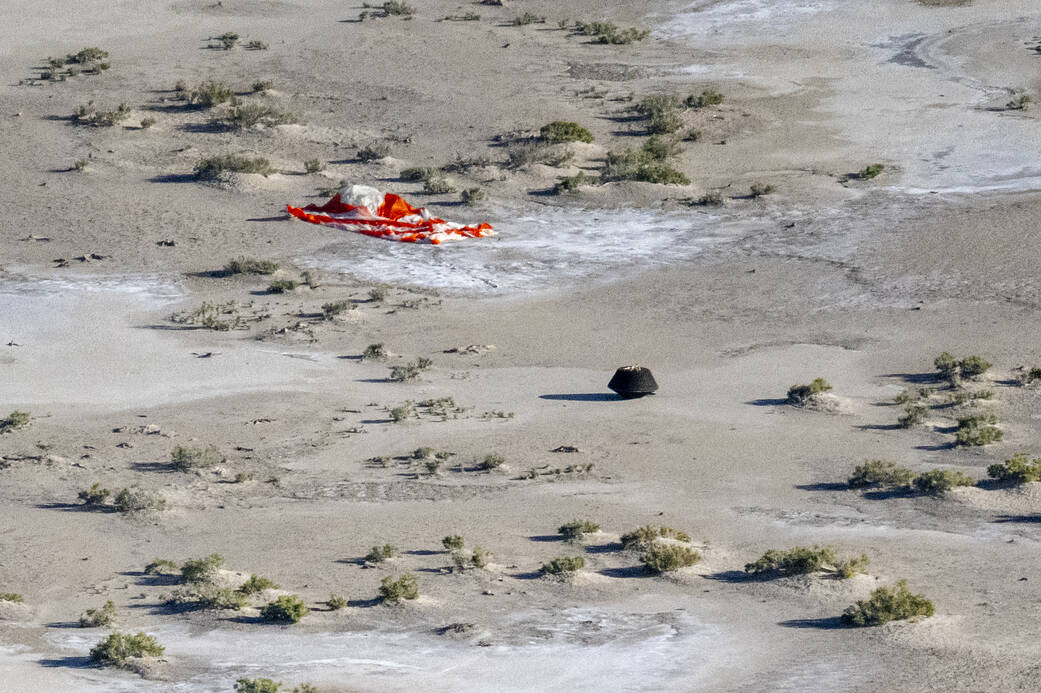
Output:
[993, 514, 1041, 523]
[914, 442, 957, 452]
[703, 570, 751, 583]
[598, 566, 650, 578]
[130, 461, 175, 473]
[584, 542, 623, 554]
[795, 482, 849, 492]
[861, 488, 917, 500]
[745, 398, 789, 406]
[347, 597, 382, 608]
[35, 502, 109, 513]
[509, 570, 544, 580]
[44, 621, 83, 629]
[148, 174, 197, 184]
[778, 616, 845, 629]
[539, 393, 622, 402]
[854, 423, 903, 431]
[528, 534, 563, 543]
[880, 372, 940, 384]
[39, 656, 95, 668]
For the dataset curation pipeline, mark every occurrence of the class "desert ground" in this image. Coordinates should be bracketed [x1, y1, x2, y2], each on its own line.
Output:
[3, 0, 1041, 690]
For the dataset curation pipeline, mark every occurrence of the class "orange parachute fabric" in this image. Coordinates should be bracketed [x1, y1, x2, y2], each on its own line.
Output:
[286, 184, 494, 245]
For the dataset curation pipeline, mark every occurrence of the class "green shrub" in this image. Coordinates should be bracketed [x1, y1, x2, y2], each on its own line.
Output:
[898, 404, 928, 428]
[423, 177, 455, 194]
[365, 544, 398, 564]
[479, 453, 505, 470]
[327, 594, 347, 610]
[400, 166, 442, 182]
[959, 355, 992, 379]
[140, 117, 156, 129]
[78, 483, 110, 506]
[389, 358, 431, 382]
[0, 593, 23, 602]
[539, 121, 594, 144]
[744, 546, 836, 576]
[73, 101, 131, 127]
[857, 163, 884, 179]
[79, 600, 117, 627]
[600, 149, 689, 185]
[573, 21, 648, 44]
[235, 679, 281, 693]
[194, 154, 274, 179]
[261, 595, 309, 623]
[188, 81, 234, 108]
[912, 469, 977, 495]
[442, 535, 465, 551]
[379, 574, 419, 603]
[246, 40, 269, 50]
[358, 141, 390, 162]
[144, 559, 179, 575]
[539, 556, 585, 576]
[452, 547, 489, 571]
[988, 453, 1041, 484]
[113, 487, 167, 513]
[685, 89, 724, 108]
[786, 377, 832, 405]
[558, 519, 600, 542]
[1016, 366, 1041, 386]
[217, 104, 297, 130]
[691, 191, 724, 206]
[955, 414, 1002, 446]
[934, 352, 992, 383]
[750, 183, 775, 197]
[238, 575, 279, 595]
[841, 580, 934, 627]
[186, 585, 246, 612]
[181, 553, 224, 584]
[383, 0, 415, 16]
[461, 187, 485, 205]
[389, 403, 415, 423]
[368, 287, 387, 302]
[67, 47, 109, 64]
[640, 544, 700, 574]
[642, 135, 681, 161]
[321, 301, 352, 319]
[847, 460, 916, 489]
[251, 80, 273, 93]
[894, 387, 932, 404]
[363, 343, 386, 360]
[171, 444, 223, 472]
[89, 632, 164, 667]
[836, 554, 870, 579]
[268, 279, 298, 293]
[620, 525, 692, 550]
[219, 32, 239, 50]
[553, 171, 597, 194]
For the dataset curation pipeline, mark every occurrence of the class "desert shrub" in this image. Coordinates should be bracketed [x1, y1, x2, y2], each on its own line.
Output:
[479, 453, 505, 470]
[750, 183, 775, 197]
[188, 80, 234, 108]
[363, 343, 386, 360]
[460, 187, 485, 205]
[423, 177, 455, 194]
[554, 171, 597, 194]
[400, 166, 441, 182]
[379, 574, 419, 603]
[171, 444, 223, 472]
[1015, 366, 1041, 386]
[113, 487, 167, 513]
[955, 414, 1002, 446]
[620, 525, 692, 550]
[383, 0, 415, 16]
[73, 159, 89, 172]
[0, 412, 30, 434]
[857, 163, 884, 179]
[988, 453, 1041, 484]
[685, 89, 724, 108]
[442, 535, 465, 551]
[365, 544, 398, 563]
[224, 258, 280, 275]
[181, 553, 224, 585]
[452, 547, 489, 571]
[1005, 94, 1031, 111]
[0, 593, 24, 602]
[573, 21, 649, 44]
[837, 554, 870, 579]
[539, 556, 585, 576]
[642, 135, 682, 161]
[959, 355, 992, 379]
[898, 404, 928, 428]
[194, 154, 274, 179]
[389, 403, 415, 422]
[841, 580, 934, 627]
[235, 680, 281, 693]
[389, 358, 431, 382]
[744, 546, 837, 576]
[144, 559, 179, 575]
[78, 482, 110, 506]
[512, 12, 545, 25]
[216, 104, 296, 130]
[558, 519, 600, 542]
[787, 377, 832, 405]
[847, 460, 916, 489]
[219, 32, 239, 50]
[321, 301, 352, 319]
[140, 116, 156, 129]
[600, 149, 689, 185]
[182, 585, 246, 611]
[90, 632, 164, 667]
[304, 158, 322, 174]
[261, 595, 309, 623]
[79, 600, 117, 627]
[358, 141, 390, 162]
[67, 47, 109, 64]
[640, 544, 701, 574]
[894, 387, 932, 404]
[469, 546, 490, 568]
[912, 469, 977, 495]
[268, 279, 298, 293]
[539, 121, 594, 144]
[73, 101, 131, 127]
[252, 80, 273, 93]
[327, 594, 347, 610]
[238, 575, 279, 595]
[246, 40, 269, 50]
[934, 352, 992, 383]
[691, 191, 724, 206]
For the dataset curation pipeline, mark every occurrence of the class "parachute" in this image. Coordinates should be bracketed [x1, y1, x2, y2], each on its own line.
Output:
[287, 184, 494, 245]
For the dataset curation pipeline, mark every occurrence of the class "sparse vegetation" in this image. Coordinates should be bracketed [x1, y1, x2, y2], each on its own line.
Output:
[382, 0, 415, 16]
[512, 12, 545, 26]
[1004, 93, 1031, 111]
[251, 80, 273, 93]
[188, 80, 234, 108]
[461, 187, 485, 205]
[365, 544, 398, 564]
[600, 148, 690, 185]
[194, 154, 274, 179]
[246, 40, 269, 51]
[1015, 366, 1041, 386]
[238, 575, 279, 595]
[327, 595, 348, 610]
[224, 258, 279, 275]
[841, 580, 934, 627]
[478, 453, 505, 470]
[744, 546, 850, 577]
[640, 544, 701, 573]
[379, 574, 419, 603]
[358, 141, 391, 162]
[553, 171, 597, 194]
[684, 89, 725, 108]
[261, 595, 310, 623]
[452, 546, 490, 571]
[181, 553, 225, 585]
[423, 177, 455, 194]
[144, 559, 179, 575]
[539, 121, 594, 144]
[988, 453, 1041, 485]
[898, 403, 928, 428]
[79, 600, 117, 628]
[235, 679, 281, 693]
[912, 469, 977, 495]
[321, 301, 352, 319]
[786, 377, 832, 405]
[219, 32, 240, 50]
[389, 402, 415, 423]
[934, 352, 992, 384]
[268, 279, 298, 293]
[558, 519, 600, 542]
[305, 159, 322, 174]
[620, 525, 692, 550]
[169, 300, 248, 330]
[0, 593, 24, 603]
[140, 116, 156, 129]
[113, 487, 167, 513]
[89, 632, 164, 668]
[73, 101, 131, 127]
[78, 482, 110, 506]
[171, 444, 223, 472]
[215, 103, 297, 130]
[389, 358, 432, 382]
[857, 163, 885, 179]
[363, 343, 386, 360]
[573, 21, 649, 44]
[749, 183, 775, 197]
[505, 141, 574, 169]
[955, 414, 1002, 446]
[442, 535, 465, 551]
[539, 556, 585, 576]
[847, 460, 916, 489]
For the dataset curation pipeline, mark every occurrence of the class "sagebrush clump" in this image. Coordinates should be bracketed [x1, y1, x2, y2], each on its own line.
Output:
[539, 556, 585, 576]
[988, 453, 1041, 485]
[744, 546, 867, 579]
[847, 460, 916, 489]
[841, 580, 934, 626]
[181, 553, 224, 584]
[955, 414, 1002, 446]
[786, 377, 832, 405]
[539, 121, 594, 144]
[261, 595, 310, 623]
[620, 525, 692, 550]
[89, 632, 164, 668]
[912, 469, 977, 495]
[194, 154, 274, 179]
[379, 574, 419, 603]
[558, 519, 600, 542]
[80, 600, 117, 628]
[0, 411, 31, 434]
[640, 544, 700, 573]
[171, 444, 223, 472]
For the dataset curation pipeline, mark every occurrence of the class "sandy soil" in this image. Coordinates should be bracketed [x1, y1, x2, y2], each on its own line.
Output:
[4, 0, 1041, 690]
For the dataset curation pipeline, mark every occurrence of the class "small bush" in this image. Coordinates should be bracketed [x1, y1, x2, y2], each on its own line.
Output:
[912, 469, 977, 495]
[898, 403, 928, 428]
[600, 149, 689, 185]
[539, 556, 585, 576]
[553, 171, 597, 194]
[379, 574, 419, 603]
[642, 135, 682, 161]
[841, 579, 934, 627]
[0, 593, 24, 603]
[988, 453, 1041, 484]
[73, 101, 131, 127]
[479, 453, 505, 470]
[327, 595, 347, 610]
[268, 279, 298, 294]
[400, 166, 442, 182]
[246, 40, 269, 50]
[363, 343, 386, 360]
[574, 21, 648, 44]
[144, 559, 179, 575]
[744, 546, 836, 576]
[749, 183, 775, 197]
[321, 301, 352, 319]
[442, 535, 465, 551]
[539, 121, 594, 144]
[219, 32, 240, 50]
[194, 154, 274, 179]
[217, 104, 296, 130]
[67, 47, 109, 64]
[452, 547, 488, 571]
[188, 81, 234, 108]
[181, 553, 225, 585]
[383, 0, 415, 16]
[620, 525, 692, 550]
[460, 187, 485, 205]
[786, 377, 832, 405]
[1004, 94, 1031, 111]
[235, 679, 281, 693]
[251, 80, 273, 93]
[389, 403, 415, 423]
[955, 414, 1002, 446]
[640, 544, 701, 574]
[857, 163, 884, 179]
[190, 585, 249, 611]
[894, 387, 932, 404]
[304, 159, 322, 174]
[847, 460, 916, 489]
[934, 352, 992, 383]
[512, 12, 545, 26]
[1016, 366, 1041, 386]
[358, 141, 390, 162]
[78, 483, 110, 506]
[89, 632, 164, 667]
[557, 519, 600, 542]
[684, 89, 724, 108]
[505, 141, 574, 169]
[113, 487, 167, 513]
[238, 575, 279, 595]
[365, 544, 398, 564]
[261, 595, 310, 623]
[140, 116, 156, 129]
[691, 191, 724, 206]
[224, 258, 279, 275]
[837, 554, 870, 579]
[171, 444, 223, 472]
[423, 177, 455, 194]
[79, 600, 117, 628]
[959, 355, 992, 379]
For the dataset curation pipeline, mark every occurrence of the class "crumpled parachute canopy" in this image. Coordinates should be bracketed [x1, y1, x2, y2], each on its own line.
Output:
[287, 184, 494, 244]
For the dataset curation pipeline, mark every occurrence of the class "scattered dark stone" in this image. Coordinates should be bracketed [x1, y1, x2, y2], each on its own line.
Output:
[608, 365, 658, 398]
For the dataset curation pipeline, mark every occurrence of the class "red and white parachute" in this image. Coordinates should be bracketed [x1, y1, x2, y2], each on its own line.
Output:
[287, 184, 494, 245]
